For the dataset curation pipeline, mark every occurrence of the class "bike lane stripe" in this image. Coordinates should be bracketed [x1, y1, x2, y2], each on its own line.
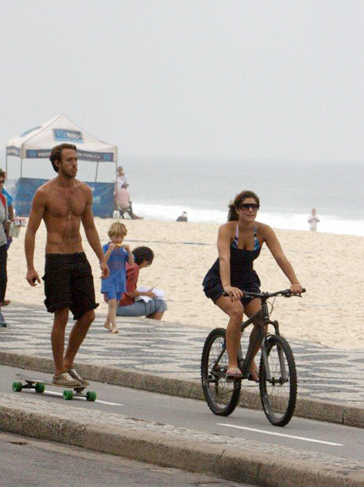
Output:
[217, 423, 343, 446]
[43, 391, 124, 406]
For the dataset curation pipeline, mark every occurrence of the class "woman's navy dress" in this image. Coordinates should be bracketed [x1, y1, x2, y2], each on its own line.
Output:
[203, 225, 261, 304]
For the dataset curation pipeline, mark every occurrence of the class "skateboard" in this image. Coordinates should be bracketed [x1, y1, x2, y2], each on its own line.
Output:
[12, 373, 97, 401]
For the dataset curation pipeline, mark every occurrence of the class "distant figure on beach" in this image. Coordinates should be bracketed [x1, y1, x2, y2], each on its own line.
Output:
[308, 208, 320, 231]
[115, 166, 129, 190]
[25, 143, 109, 387]
[176, 211, 188, 222]
[102, 221, 134, 334]
[116, 246, 167, 320]
[116, 184, 143, 220]
[202, 190, 302, 381]
[0, 169, 14, 222]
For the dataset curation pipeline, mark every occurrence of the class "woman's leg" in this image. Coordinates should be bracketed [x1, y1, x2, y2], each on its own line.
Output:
[215, 296, 245, 374]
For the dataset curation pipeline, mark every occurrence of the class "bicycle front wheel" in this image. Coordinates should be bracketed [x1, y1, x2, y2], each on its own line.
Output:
[259, 335, 297, 427]
[201, 328, 241, 416]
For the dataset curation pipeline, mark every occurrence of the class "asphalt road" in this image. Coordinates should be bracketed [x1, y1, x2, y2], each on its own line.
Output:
[1, 365, 364, 464]
[0, 431, 250, 487]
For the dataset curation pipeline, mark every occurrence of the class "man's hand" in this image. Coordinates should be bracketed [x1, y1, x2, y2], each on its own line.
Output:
[26, 269, 41, 287]
[100, 260, 110, 279]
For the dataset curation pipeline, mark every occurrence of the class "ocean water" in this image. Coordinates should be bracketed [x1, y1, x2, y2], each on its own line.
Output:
[6, 157, 364, 236]
[127, 158, 364, 236]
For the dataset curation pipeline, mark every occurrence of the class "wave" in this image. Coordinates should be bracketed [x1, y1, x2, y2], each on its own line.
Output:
[133, 203, 364, 237]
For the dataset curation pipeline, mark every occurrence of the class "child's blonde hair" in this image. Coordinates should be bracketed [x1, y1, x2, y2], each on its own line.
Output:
[108, 221, 127, 238]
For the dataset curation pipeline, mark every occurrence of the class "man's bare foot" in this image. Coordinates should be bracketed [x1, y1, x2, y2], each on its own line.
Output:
[111, 326, 119, 334]
[104, 323, 112, 332]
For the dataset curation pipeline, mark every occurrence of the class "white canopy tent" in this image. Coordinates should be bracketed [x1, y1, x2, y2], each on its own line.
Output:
[6, 113, 118, 181]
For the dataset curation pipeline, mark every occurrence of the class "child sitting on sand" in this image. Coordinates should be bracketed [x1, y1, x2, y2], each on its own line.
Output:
[101, 222, 134, 333]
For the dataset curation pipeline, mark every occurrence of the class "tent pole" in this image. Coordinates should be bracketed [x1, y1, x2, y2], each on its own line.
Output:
[20, 158, 23, 178]
[95, 161, 99, 182]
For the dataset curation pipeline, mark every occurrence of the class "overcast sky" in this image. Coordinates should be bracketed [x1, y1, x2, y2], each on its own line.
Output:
[1, 0, 363, 164]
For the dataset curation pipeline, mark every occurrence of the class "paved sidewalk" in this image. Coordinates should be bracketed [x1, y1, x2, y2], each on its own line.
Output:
[1, 302, 364, 408]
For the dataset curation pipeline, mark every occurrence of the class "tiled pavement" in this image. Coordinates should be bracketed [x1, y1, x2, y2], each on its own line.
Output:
[1, 303, 364, 407]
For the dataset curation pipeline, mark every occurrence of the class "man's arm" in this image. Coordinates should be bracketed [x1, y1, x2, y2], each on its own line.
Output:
[25, 190, 46, 286]
[81, 186, 109, 279]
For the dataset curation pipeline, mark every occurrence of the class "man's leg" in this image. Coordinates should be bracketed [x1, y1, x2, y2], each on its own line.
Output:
[51, 308, 70, 376]
[63, 309, 95, 371]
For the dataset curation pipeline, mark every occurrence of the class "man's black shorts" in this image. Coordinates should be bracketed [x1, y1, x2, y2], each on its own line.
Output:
[43, 252, 99, 320]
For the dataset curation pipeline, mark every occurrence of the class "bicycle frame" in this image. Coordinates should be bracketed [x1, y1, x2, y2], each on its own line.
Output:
[237, 299, 286, 382]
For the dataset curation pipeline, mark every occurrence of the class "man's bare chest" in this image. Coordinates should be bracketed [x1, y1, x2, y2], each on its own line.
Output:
[46, 190, 86, 218]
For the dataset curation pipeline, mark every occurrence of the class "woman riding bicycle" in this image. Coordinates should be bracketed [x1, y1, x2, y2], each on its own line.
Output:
[202, 190, 302, 381]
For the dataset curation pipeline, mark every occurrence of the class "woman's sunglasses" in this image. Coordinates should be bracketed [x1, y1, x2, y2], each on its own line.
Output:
[240, 203, 260, 211]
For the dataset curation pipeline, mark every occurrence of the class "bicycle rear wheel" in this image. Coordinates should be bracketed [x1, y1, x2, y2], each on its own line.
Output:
[201, 328, 241, 416]
[259, 335, 297, 427]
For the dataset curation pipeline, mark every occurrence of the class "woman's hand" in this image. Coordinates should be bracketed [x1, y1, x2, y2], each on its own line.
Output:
[290, 283, 302, 295]
[224, 286, 244, 301]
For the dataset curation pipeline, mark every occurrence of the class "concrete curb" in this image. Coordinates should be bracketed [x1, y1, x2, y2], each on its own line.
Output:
[0, 394, 363, 487]
[1, 351, 364, 428]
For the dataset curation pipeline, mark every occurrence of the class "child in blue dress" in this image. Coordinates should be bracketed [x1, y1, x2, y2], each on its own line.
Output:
[102, 221, 134, 333]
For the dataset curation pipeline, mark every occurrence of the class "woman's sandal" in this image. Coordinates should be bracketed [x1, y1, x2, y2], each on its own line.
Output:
[226, 366, 243, 381]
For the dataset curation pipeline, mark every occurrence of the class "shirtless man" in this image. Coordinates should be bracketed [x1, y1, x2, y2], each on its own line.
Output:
[25, 143, 109, 387]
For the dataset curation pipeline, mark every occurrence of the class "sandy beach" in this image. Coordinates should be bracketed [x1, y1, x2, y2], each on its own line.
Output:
[5, 218, 364, 350]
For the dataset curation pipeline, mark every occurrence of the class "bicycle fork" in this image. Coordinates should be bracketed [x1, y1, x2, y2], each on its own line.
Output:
[261, 325, 288, 384]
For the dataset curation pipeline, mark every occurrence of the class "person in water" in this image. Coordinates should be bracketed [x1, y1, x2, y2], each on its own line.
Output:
[202, 190, 302, 381]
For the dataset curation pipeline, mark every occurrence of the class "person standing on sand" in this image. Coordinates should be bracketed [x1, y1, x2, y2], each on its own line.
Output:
[25, 143, 109, 387]
[308, 208, 320, 231]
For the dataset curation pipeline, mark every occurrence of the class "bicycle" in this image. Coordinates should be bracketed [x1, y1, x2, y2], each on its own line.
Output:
[201, 288, 305, 427]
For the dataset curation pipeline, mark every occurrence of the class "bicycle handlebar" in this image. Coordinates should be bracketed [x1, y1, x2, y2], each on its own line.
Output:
[223, 288, 306, 300]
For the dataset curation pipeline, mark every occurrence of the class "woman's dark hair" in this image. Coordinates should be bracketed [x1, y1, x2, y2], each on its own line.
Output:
[227, 190, 260, 221]
[132, 246, 155, 265]
[49, 143, 77, 173]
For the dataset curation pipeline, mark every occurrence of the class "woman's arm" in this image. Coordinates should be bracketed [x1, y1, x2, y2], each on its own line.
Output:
[263, 225, 302, 294]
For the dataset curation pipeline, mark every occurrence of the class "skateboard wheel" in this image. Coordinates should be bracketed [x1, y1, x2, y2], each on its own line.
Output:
[35, 383, 45, 393]
[12, 382, 23, 392]
[63, 390, 74, 400]
[86, 391, 97, 402]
